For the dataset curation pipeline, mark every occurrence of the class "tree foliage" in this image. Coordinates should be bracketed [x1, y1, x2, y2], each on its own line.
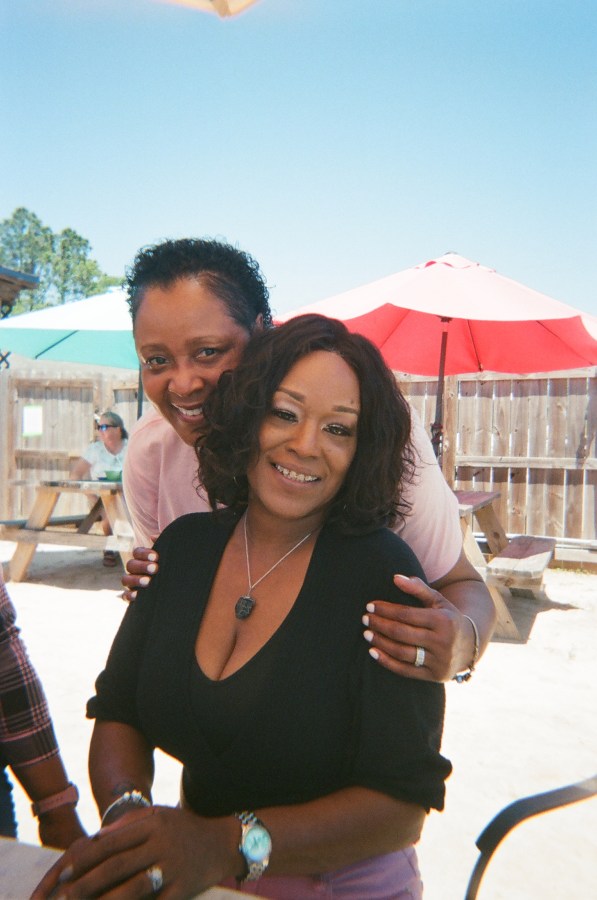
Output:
[0, 207, 119, 313]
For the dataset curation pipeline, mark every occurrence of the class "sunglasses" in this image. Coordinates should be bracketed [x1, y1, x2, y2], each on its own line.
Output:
[97, 424, 119, 431]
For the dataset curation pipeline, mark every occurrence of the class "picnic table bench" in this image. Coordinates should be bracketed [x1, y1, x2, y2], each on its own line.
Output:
[454, 490, 556, 640]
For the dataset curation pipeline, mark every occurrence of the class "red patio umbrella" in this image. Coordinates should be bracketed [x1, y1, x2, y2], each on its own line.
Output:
[280, 253, 597, 460]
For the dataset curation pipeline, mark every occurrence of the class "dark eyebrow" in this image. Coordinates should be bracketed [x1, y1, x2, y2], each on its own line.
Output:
[277, 386, 359, 416]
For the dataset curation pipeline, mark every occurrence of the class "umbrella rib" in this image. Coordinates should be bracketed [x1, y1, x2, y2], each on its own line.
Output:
[464, 319, 483, 371]
[34, 330, 79, 359]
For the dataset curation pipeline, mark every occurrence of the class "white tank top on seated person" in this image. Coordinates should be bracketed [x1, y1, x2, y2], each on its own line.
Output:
[83, 440, 128, 480]
[123, 407, 460, 584]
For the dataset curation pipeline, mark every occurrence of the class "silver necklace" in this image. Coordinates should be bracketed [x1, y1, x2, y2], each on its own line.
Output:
[234, 514, 314, 620]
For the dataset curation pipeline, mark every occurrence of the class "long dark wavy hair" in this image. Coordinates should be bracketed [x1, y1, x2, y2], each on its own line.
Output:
[198, 314, 415, 534]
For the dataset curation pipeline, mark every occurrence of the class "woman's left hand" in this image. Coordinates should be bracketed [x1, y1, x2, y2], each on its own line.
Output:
[31, 806, 236, 899]
[363, 575, 469, 682]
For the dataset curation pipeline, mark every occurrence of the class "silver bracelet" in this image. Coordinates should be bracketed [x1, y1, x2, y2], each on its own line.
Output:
[452, 614, 480, 683]
[101, 790, 151, 827]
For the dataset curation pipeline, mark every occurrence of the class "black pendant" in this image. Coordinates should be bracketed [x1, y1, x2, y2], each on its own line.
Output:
[235, 594, 256, 620]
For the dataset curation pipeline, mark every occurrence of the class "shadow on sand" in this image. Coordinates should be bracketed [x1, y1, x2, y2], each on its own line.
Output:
[491, 588, 580, 645]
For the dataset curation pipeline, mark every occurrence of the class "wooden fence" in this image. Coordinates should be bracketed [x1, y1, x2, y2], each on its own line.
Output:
[1, 363, 596, 548]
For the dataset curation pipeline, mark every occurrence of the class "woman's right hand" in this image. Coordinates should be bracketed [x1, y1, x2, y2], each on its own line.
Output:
[31, 806, 238, 899]
[120, 548, 160, 602]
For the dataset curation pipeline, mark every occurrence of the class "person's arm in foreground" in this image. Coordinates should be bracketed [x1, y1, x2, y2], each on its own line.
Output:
[33, 718, 425, 899]
[362, 408, 496, 682]
[11, 755, 85, 850]
[0, 568, 85, 849]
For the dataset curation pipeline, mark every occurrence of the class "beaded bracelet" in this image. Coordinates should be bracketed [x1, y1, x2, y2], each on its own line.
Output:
[452, 614, 480, 683]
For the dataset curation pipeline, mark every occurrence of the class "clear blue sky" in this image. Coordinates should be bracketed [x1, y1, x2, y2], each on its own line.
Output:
[2, 0, 596, 317]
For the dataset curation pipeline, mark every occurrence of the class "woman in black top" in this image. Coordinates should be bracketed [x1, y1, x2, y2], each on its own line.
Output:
[35, 315, 451, 900]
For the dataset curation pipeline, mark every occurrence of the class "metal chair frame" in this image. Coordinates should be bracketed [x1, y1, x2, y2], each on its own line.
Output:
[464, 774, 597, 900]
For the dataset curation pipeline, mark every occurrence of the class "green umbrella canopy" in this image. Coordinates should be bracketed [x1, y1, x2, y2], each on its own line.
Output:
[0, 289, 138, 370]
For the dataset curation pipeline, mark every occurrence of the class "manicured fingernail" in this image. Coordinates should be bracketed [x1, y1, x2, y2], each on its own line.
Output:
[148, 552, 158, 561]
[394, 573, 410, 582]
[139, 577, 150, 586]
[369, 648, 379, 660]
[363, 629, 374, 642]
[130, 591, 137, 600]
[362, 615, 369, 627]
[147, 564, 158, 574]
[366, 602, 375, 613]
[58, 865, 74, 883]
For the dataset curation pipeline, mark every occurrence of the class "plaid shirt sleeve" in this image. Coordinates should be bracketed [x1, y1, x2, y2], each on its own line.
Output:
[0, 566, 59, 768]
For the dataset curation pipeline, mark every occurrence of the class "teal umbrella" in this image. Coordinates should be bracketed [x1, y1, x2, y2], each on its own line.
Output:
[0, 288, 138, 370]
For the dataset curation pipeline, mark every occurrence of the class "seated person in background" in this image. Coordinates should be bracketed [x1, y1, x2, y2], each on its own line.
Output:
[34, 315, 451, 899]
[0, 563, 85, 848]
[70, 411, 128, 567]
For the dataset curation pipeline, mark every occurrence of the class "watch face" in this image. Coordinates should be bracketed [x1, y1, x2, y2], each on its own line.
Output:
[243, 824, 272, 862]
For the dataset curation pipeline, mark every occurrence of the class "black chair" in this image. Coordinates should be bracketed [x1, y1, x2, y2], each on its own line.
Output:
[464, 774, 597, 900]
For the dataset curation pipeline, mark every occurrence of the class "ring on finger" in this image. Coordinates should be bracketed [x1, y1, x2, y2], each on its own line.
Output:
[146, 865, 163, 893]
[414, 646, 426, 667]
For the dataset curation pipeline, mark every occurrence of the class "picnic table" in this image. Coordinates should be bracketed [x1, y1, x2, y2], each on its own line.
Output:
[454, 490, 556, 639]
[1, 480, 134, 582]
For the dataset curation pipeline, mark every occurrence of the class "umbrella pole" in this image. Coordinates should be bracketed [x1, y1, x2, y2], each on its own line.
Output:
[136, 365, 144, 419]
[431, 317, 451, 464]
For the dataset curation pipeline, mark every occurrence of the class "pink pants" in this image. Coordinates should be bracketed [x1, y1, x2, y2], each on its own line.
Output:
[220, 847, 423, 899]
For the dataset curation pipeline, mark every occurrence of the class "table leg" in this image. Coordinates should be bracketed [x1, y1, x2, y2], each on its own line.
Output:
[460, 517, 488, 568]
[100, 492, 134, 570]
[8, 487, 59, 582]
[474, 505, 509, 555]
[486, 582, 520, 640]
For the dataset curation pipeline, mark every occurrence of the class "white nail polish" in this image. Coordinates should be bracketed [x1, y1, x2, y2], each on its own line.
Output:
[366, 602, 375, 613]
[369, 648, 379, 660]
[147, 564, 158, 574]
[362, 615, 369, 627]
[139, 577, 150, 586]
[363, 629, 374, 642]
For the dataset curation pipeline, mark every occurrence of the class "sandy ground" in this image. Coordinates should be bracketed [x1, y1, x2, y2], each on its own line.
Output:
[1, 539, 596, 900]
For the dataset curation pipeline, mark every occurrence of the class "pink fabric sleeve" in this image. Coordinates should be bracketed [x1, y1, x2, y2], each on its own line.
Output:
[123, 409, 209, 547]
[394, 408, 462, 584]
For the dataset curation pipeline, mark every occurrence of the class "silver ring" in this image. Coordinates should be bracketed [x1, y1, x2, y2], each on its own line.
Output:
[414, 646, 426, 667]
[146, 865, 163, 893]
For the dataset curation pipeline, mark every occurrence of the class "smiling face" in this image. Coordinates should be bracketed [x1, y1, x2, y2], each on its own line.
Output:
[134, 277, 254, 446]
[247, 351, 360, 530]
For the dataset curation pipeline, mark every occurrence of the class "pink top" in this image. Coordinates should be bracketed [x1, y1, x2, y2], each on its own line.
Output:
[123, 406, 461, 584]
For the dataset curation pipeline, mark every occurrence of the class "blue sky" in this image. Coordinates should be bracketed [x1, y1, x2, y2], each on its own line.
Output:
[2, 0, 596, 317]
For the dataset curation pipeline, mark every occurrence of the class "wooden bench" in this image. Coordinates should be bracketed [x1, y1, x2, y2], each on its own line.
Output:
[486, 535, 556, 598]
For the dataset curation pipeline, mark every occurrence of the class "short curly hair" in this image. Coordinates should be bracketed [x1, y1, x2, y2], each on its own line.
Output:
[125, 237, 273, 333]
[198, 314, 414, 534]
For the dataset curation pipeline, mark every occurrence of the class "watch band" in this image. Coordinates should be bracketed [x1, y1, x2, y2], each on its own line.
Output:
[31, 782, 79, 818]
[235, 810, 272, 881]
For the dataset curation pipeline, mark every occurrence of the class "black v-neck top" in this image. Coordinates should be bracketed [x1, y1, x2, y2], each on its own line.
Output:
[88, 511, 451, 815]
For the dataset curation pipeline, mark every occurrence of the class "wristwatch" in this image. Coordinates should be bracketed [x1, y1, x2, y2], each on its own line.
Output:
[31, 783, 79, 818]
[235, 810, 272, 881]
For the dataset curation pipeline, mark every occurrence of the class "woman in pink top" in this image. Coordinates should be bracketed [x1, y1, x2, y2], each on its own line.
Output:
[122, 237, 495, 683]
